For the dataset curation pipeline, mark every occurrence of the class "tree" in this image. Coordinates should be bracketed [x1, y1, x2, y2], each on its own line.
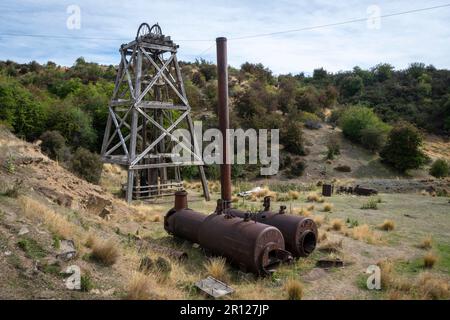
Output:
[281, 120, 305, 155]
[48, 104, 97, 149]
[340, 75, 363, 98]
[380, 122, 426, 172]
[70, 147, 103, 183]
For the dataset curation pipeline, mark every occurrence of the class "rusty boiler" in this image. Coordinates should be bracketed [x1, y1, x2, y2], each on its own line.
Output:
[228, 197, 318, 258]
[165, 192, 292, 275]
[165, 36, 317, 276]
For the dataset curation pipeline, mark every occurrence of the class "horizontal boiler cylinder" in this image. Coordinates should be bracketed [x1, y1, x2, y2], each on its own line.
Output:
[164, 193, 292, 275]
[229, 208, 318, 258]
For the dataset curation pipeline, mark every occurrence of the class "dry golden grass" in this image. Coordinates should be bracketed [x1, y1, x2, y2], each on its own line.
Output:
[350, 224, 381, 244]
[296, 207, 312, 217]
[306, 192, 320, 202]
[208, 181, 220, 193]
[151, 215, 161, 222]
[318, 239, 342, 253]
[318, 231, 328, 243]
[322, 203, 333, 212]
[377, 259, 394, 288]
[288, 190, 300, 200]
[204, 257, 228, 282]
[84, 233, 97, 249]
[254, 187, 270, 198]
[312, 215, 325, 227]
[285, 279, 303, 300]
[231, 196, 240, 203]
[418, 235, 433, 250]
[379, 220, 395, 231]
[18, 196, 77, 240]
[124, 272, 153, 300]
[91, 238, 119, 266]
[307, 204, 315, 211]
[423, 252, 438, 268]
[417, 273, 449, 300]
[276, 193, 291, 202]
[330, 218, 344, 231]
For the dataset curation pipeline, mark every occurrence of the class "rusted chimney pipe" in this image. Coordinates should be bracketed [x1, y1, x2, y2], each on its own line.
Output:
[216, 37, 232, 205]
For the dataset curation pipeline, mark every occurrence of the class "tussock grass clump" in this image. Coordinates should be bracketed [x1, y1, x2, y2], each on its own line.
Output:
[18, 196, 76, 240]
[204, 257, 228, 282]
[125, 272, 153, 300]
[417, 273, 449, 300]
[350, 224, 381, 244]
[322, 203, 333, 212]
[361, 198, 378, 210]
[84, 233, 97, 248]
[296, 207, 312, 217]
[307, 204, 315, 211]
[306, 193, 320, 202]
[330, 218, 344, 231]
[377, 259, 394, 289]
[418, 235, 433, 250]
[91, 239, 119, 266]
[312, 215, 325, 227]
[151, 215, 161, 222]
[276, 193, 291, 202]
[285, 279, 303, 300]
[318, 239, 342, 253]
[423, 252, 437, 269]
[379, 220, 395, 231]
[288, 190, 300, 200]
[318, 231, 328, 243]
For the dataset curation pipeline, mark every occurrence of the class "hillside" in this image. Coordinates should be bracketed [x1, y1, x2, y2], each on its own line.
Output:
[1, 126, 449, 300]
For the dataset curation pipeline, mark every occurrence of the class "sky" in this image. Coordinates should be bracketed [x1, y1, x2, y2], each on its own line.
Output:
[0, 0, 449, 74]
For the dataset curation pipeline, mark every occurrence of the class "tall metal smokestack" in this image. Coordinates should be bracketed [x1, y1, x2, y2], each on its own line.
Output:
[216, 37, 232, 204]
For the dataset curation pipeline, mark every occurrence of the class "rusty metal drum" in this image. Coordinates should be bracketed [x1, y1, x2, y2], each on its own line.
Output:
[197, 214, 291, 275]
[230, 209, 318, 258]
[164, 208, 206, 244]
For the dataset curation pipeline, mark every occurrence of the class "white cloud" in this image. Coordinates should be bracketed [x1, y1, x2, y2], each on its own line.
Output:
[0, 0, 449, 73]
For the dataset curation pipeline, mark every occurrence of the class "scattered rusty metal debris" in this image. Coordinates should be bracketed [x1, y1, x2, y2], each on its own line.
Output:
[316, 258, 344, 269]
[354, 185, 378, 196]
[337, 185, 378, 196]
[195, 276, 234, 298]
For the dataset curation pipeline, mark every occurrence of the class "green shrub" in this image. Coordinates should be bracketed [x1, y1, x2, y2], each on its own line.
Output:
[80, 274, 94, 292]
[339, 106, 390, 145]
[4, 154, 15, 174]
[429, 159, 449, 178]
[40, 130, 66, 160]
[287, 160, 306, 177]
[281, 120, 305, 155]
[326, 135, 340, 159]
[361, 198, 378, 210]
[70, 147, 103, 184]
[380, 122, 426, 173]
[360, 125, 388, 152]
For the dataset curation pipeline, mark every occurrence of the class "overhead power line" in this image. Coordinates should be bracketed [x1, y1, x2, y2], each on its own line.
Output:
[0, 3, 448, 44]
[227, 3, 450, 40]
